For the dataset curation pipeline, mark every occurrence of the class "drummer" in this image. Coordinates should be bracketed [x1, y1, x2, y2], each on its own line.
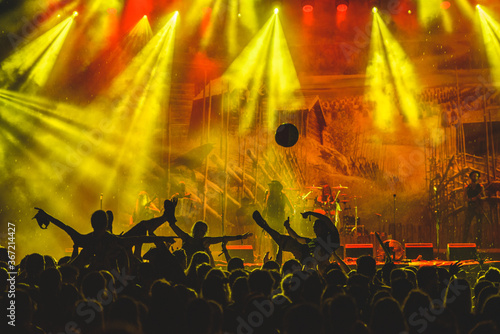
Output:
[315, 184, 342, 228]
[316, 184, 333, 207]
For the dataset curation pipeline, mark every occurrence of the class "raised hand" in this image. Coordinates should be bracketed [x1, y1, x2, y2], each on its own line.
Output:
[33, 207, 51, 229]
[300, 212, 309, 219]
[164, 197, 178, 212]
[284, 217, 291, 228]
[263, 251, 271, 263]
[163, 198, 178, 222]
[449, 261, 463, 277]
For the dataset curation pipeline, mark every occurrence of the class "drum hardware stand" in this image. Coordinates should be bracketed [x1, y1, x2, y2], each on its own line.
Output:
[333, 190, 341, 228]
[352, 196, 358, 242]
[434, 186, 440, 259]
[393, 194, 397, 241]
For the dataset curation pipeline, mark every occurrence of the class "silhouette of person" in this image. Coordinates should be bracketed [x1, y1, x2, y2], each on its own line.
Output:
[463, 171, 485, 247]
[168, 200, 252, 266]
[33, 202, 176, 269]
[131, 191, 160, 225]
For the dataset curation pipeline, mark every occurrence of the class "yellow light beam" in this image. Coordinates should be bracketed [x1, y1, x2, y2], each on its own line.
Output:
[124, 15, 153, 53]
[268, 14, 303, 129]
[456, 0, 476, 20]
[226, 0, 239, 57]
[239, 1, 259, 34]
[0, 15, 75, 91]
[98, 12, 178, 193]
[201, 0, 224, 50]
[222, 16, 275, 132]
[477, 6, 500, 87]
[366, 12, 421, 130]
[222, 11, 302, 132]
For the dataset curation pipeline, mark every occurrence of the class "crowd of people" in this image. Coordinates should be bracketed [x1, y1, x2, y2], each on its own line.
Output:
[1, 196, 500, 334]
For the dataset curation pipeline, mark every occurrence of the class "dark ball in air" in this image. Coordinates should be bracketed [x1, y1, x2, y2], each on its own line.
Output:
[275, 123, 299, 147]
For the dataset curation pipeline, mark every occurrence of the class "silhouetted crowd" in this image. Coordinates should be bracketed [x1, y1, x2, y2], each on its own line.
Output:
[2, 200, 500, 334]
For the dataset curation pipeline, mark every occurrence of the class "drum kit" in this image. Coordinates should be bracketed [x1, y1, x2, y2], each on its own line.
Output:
[296, 185, 365, 237]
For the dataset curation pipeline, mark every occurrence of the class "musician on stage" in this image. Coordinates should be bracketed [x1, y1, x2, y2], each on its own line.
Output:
[170, 181, 200, 230]
[262, 180, 294, 256]
[263, 180, 294, 231]
[316, 184, 333, 206]
[463, 171, 485, 247]
[131, 190, 160, 225]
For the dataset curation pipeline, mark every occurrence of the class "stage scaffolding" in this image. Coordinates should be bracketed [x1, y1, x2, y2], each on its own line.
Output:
[426, 103, 500, 252]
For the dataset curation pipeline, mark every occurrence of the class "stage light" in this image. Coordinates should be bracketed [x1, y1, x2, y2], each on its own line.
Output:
[372, 7, 378, 13]
[274, 7, 279, 14]
[143, 15, 147, 18]
[441, 1, 451, 10]
[222, 11, 302, 132]
[72, 11, 78, 17]
[1, 14, 76, 92]
[302, 0, 314, 13]
[366, 10, 421, 130]
[336, 0, 349, 12]
[477, 5, 500, 88]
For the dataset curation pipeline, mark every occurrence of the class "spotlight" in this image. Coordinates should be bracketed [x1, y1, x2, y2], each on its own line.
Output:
[72, 11, 78, 17]
[441, 1, 451, 10]
[274, 7, 279, 14]
[372, 7, 378, 13]
[143, 15, 147, 19]
[302, 0, 314, 13]
[336, 0, 349, 12]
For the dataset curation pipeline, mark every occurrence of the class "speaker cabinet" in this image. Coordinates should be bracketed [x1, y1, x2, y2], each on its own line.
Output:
[226, 245, 254, 263]
[447, 243, 476, 261]
[344, 244, 373, 259]
[405, 243, 434, 260]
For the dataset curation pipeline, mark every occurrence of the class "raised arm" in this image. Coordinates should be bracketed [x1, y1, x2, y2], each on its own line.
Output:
[168, 222, 190, 240]
[332, 250, 351, 275]
[301, 211, 336, 233]
[221, 240, 231, 263]
[204, 232, 253, 245]
[284, 193, 295, 215]
[33, 208, 86, 246]
[284, 217, 308, 244]
[275, 246, 283, 267]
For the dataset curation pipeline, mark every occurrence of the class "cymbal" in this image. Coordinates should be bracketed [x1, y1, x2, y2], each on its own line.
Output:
[305, 186, 322, 189]
[340, 193, 348, 196]
[332, 185, 348, 190]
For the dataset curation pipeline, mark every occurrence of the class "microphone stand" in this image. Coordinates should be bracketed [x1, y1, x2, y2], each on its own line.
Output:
[393, 194, 396, 241]
[434, 186, 440, 259]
